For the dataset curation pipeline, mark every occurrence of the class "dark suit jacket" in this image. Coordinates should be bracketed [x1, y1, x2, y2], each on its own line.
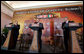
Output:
[29, 23, 44, 41]
[62, 22, 66, 29]
[62, 21, 74, 29]
[29, 23, 44, 31]
[62, 21, 70, 39]
[13, 24, 20, 36]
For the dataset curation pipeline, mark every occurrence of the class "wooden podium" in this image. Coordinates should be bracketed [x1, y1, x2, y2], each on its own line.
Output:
[29, 23, 40, 53]
[1, 25, 14, 50]
[64, 23, 83, 53]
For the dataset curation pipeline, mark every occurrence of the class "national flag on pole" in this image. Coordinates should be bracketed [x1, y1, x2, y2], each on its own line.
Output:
[39, 15, 43, 18]
[43, 15, 48, 18]
[37, 15, 42, 18]
[48, 14, 53, 18]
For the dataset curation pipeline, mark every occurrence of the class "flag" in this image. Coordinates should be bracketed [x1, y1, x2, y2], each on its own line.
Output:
[37, 15, 40, 18]
[48, 14, 53, 18]
[43, 15, 48, 18]
[39, 15, 43, 18]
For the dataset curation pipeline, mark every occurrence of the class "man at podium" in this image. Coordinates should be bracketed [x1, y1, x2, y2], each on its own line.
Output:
[1, 21, 20, 50]
[62, 18, 70, 53]
[13, 21, 20, 49]
[29, 19, 44, 53]
[62, 19, 83, 53]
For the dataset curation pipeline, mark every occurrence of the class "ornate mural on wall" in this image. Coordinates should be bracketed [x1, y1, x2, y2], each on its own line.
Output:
[13, 6, 83, 37]
[53, 18, 67, 36]
[23, 20, 34, 37]
[40, 19, 50, 37]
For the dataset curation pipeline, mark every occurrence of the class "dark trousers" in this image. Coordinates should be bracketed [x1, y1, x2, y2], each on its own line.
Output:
[63, 30, 69, 53]
[13, 34, 18, 49]
[38, 32, 42, 52]
[39, 40, 42, 52]
[64, 36, 68, 53]
[38, 35, 42, 52]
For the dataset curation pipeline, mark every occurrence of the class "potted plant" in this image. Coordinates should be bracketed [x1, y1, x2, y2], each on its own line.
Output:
[2, 27, 9, 37]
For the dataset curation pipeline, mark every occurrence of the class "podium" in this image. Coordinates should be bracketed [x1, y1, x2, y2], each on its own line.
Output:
[1, 25, 14, 50]
[29, 23, 41, 53]
[64, 23, 83, 53]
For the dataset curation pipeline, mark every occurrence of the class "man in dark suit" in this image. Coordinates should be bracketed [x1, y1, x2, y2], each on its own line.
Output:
[29, 19, 44, 52]
[13, 21, 20, 49]
[62, 18, 69, 53]
[38, 22, 44, 52]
